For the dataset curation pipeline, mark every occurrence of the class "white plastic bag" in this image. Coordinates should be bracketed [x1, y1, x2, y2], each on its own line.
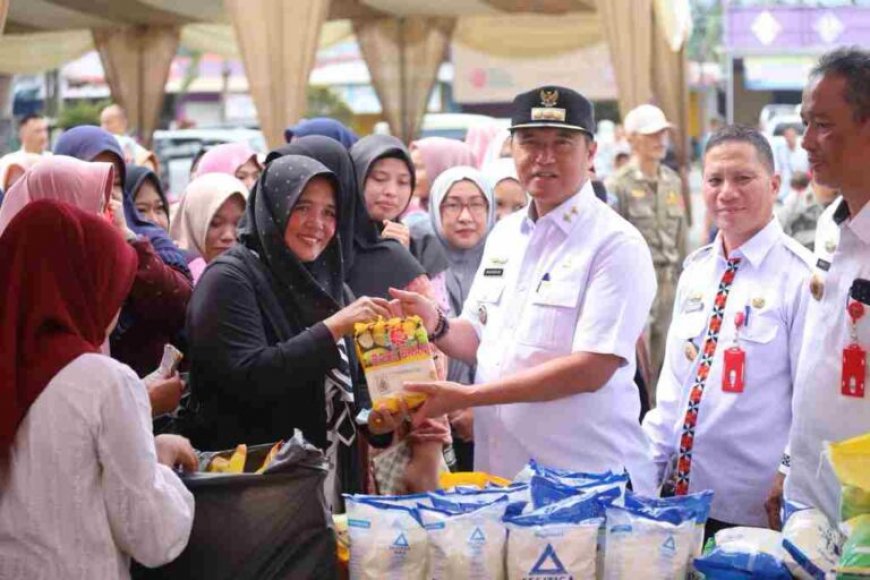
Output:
[420, 500, 507, 580]
[506, 519, 601, 580]
[782, 508, 844, 580]
[346, 498, 428, 580]
[603, 506, 696, 580]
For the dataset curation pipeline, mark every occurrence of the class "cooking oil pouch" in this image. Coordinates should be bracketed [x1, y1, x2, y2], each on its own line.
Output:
[354, 316, 437, 413]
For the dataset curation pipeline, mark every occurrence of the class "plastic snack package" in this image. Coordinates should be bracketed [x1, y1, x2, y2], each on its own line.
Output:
[143, 343, 184, 386]
[781, 508, 845, 580]
[530, 474, 629, 510]
[345, 496, 428, 580]
[439, 471, 511, 490]
[694, 527, 792, 580]
[419, 499, 508, 580]
[354, 316, 437, 413]
[603, 504, 697, 580]
[505, 488, 620, 580]
[827, 434, 870, 522]
[838, 514, 870, 579]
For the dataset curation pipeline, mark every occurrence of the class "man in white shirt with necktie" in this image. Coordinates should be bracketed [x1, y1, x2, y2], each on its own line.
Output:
[784, 47, 870, 524]
[642, 125, 813, 537]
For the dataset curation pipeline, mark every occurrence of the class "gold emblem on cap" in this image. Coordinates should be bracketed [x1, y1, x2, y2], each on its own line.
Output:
[752, 297, 766, 309]
[540, 89, 559, 107]
[810, 274, 824, 301]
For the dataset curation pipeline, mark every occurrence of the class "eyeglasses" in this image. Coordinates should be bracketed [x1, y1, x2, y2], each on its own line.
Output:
[441, 199, 489, 218]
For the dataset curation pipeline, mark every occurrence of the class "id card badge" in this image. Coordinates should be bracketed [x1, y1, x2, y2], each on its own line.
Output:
[842, 343, 866, 398]
[843, 298, 867, 399]
[722, 346, 746, 393]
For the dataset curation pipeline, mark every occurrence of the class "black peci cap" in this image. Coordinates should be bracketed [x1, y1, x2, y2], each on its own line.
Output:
[509, 85, 595, 135]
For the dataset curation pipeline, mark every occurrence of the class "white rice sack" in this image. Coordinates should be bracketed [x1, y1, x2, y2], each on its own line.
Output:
[420, 500, 507, 580]
[346, 497, 428, 580]
[506, 519, 602, 580]
[782, 509, 844, 580]
[603, 506, 696, 580]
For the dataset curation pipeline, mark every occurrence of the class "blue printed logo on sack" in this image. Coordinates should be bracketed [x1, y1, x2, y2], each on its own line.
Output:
[469, 527, 486, 544]
[525, 543, 573, 580]
[660, 535, 677, 558]
[391, 532, 410, 552]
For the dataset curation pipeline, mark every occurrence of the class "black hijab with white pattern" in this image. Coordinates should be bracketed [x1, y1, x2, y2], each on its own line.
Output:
[238, 154, 344, 329]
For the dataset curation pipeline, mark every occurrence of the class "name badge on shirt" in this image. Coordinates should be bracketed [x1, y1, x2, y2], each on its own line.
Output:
[483, 268, 504, 277]
[816, 258, 832, 272]
[683, 292, 704, 313]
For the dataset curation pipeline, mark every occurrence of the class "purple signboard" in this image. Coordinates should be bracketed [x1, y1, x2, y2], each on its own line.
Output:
[726, 5, 870, 54]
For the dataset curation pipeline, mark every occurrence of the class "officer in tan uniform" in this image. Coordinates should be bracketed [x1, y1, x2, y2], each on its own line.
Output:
[606, 104, 686, 398]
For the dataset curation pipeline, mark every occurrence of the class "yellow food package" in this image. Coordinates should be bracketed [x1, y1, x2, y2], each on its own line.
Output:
[354, 316, 436, 413]
[439, 471, 512, 490]
[255, 440, 283, 475]
[828, 432, 870, 491]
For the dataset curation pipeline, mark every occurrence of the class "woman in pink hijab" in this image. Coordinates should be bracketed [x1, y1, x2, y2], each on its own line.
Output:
[193, 142, 262, 190]
[0, 156, 112, 236]
[0, 152, 44, 193]
[464, 122, 502, 169]
[408, 137, 475, 217]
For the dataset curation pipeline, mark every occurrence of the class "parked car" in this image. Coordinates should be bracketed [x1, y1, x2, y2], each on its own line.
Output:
[152, 127, 266, 198]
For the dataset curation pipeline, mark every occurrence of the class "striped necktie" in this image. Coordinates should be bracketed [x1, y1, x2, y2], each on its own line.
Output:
[674, 257, 742, 496]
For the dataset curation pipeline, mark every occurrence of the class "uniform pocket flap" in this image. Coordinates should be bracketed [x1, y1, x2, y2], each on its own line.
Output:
[532, 281, 581, 309]
[741, 319, 779, 344]
[672, 312, 707, 340]
[479, 281, 505, 303]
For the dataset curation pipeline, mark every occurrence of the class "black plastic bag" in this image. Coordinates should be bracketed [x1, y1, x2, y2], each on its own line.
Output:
[132, 437, 337, 580]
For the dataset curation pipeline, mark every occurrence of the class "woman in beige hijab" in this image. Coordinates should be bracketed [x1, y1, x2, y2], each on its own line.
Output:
[170, 173, 248, 284]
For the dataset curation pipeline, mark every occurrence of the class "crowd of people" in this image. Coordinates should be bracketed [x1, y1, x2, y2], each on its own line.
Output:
[0, 46, 868, 577]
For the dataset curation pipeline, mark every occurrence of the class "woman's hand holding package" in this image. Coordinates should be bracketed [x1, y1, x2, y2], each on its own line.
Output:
[324, 296, 394, 339]
[146, 373, 184, 417]
[154, 434, 198, 473]
[381, 220, 410, 248]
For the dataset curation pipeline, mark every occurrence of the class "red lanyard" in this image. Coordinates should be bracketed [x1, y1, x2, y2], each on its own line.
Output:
[842, 300, 866, 398]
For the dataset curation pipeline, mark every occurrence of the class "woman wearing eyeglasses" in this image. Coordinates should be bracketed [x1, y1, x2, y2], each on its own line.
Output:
[427, 166, 496, 471]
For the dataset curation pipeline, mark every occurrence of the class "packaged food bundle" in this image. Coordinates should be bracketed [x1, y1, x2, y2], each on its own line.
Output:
[827, 433, 870, 521]
[693, 527, 792, 580]
[604, 503, 698, 580]
[838, 514, 870, 579]
[420, 499, 508, 580]
[782, 508, 844, 580]
[505, 489, 618, 580]
[354, 316, 437, 413]
[345, 497, 429, 580]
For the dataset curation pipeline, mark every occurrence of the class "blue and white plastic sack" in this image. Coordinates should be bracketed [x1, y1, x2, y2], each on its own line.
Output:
[346, 497, 428, 580]
[420, 500, 508, 580]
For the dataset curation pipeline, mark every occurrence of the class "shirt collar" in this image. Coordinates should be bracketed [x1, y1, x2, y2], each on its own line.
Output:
[713, 217, 782, 268]
[833, 197, 870, 245]
[522, 180, 594, 235]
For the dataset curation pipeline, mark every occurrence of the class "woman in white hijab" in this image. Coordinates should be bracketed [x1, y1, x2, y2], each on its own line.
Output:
[170, 173, 249, 284]
[428, 165, 496, 470]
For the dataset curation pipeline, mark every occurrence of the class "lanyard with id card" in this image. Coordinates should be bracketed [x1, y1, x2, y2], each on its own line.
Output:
[842, 279, 870, 398]
[722, 308, 748, 393]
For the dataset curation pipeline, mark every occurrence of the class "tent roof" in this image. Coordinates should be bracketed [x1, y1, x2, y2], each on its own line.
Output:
[5, 0, 596, 33]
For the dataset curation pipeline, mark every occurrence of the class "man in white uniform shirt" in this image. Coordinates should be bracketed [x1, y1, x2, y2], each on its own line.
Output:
[785, 47, 870, 523]
[391, 86, 658, 493]
[642, 125, 813, 537]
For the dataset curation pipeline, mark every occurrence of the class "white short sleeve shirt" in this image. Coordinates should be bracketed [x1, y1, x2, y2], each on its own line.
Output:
[460, 181, 659, 493]
[786, 199, 870, 522]
[642, 219, 813, 526]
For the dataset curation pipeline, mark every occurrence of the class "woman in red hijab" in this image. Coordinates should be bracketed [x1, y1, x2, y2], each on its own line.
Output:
[0, 201, 196, 579]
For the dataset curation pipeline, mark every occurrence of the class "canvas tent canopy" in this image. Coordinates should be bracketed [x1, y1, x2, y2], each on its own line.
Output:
[0, 0, 691, 154]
